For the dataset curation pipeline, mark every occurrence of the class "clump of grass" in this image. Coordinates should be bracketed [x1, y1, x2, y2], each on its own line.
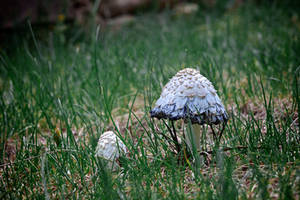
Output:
[0, 2, 299, 199]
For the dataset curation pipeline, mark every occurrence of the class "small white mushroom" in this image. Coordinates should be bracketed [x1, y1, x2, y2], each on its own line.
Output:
[150, 68, 228, 150]
[95, 131, 127, 169]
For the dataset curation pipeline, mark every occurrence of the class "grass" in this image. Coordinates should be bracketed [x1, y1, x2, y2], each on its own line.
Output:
[0, 2, 299, 199]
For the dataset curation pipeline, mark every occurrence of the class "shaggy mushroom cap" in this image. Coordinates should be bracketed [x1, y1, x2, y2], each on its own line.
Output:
[95, 131, 127, 163]
[150, 68, 228, 125]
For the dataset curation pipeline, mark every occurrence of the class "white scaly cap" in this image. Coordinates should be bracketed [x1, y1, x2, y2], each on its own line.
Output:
[95, 131, 127, 169]
[150, 68, 228, 124]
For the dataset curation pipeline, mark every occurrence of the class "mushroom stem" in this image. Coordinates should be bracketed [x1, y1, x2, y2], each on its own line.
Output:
[186, 124, 202, 151]
[192, 124, 202, 150]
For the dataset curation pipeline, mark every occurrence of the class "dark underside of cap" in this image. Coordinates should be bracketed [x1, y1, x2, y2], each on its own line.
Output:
[150, 104, 229, 125]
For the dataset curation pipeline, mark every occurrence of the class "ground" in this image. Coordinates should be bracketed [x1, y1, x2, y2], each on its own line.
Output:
[0, 2, 299, 199]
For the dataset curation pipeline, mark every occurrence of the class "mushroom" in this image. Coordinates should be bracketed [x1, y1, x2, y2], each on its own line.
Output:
[95, 131, 128, 170]
[150, 68, 228, 151]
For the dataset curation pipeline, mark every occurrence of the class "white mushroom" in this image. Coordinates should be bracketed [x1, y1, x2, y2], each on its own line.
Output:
[95, 131, 127, 169]
[150, 68, 228, 150]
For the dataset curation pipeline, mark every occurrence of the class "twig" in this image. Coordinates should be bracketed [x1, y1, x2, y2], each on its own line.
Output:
[218, 121, 227, 142]
[152, 120, 177, 151]
[163, 120, 181, 153]
[198, 145, 262, 155]
[163, 120, 175, 141]
[171, 121, 181, 153]
[210, 124, 217, 141]
[159, 131, 177, 151]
